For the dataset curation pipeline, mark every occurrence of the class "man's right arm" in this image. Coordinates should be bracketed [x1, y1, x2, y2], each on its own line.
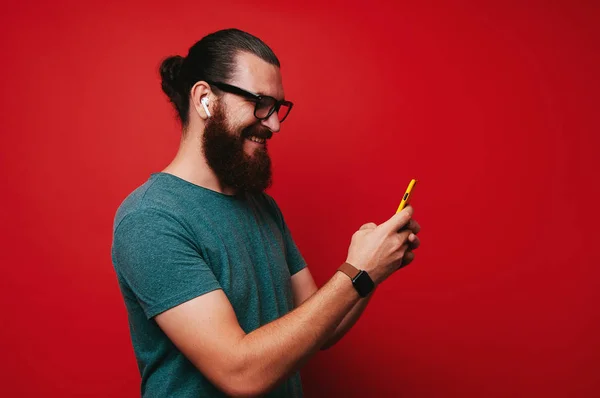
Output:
[154, 207, 416, 397]
[155, 270, 359, 397]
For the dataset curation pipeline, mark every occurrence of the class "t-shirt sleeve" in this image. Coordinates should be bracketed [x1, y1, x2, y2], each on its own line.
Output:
[112, 208, 222, 319]
[264, 195, 308, 276]
[281, 216, 308, 276]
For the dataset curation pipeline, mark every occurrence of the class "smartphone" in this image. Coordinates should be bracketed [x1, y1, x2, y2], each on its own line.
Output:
[396, 179, 418, 213]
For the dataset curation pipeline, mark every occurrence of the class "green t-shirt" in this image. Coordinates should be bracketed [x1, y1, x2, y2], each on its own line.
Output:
[111, 172, 307, 397]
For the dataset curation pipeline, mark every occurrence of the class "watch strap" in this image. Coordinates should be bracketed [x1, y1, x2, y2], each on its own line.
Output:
[338, 262, 361, 280]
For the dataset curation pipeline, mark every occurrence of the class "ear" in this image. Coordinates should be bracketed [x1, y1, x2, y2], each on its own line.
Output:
[190, 81, 213, 120]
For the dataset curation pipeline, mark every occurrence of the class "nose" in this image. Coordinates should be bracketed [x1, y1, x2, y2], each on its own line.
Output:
[261, 111, 281, 133]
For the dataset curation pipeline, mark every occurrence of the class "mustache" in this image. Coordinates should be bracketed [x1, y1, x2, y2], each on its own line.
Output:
[242, 124, 273, 140]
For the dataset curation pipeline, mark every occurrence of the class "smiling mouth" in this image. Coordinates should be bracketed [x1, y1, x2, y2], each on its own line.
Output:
[246, 136, 266, 144]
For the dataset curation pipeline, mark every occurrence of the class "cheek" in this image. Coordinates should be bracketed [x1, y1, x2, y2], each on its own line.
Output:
[239, 120, 264, 138]
[240, 112, 259, 128]
[225, 112, 255, 136]
[239, 102, 261, 126]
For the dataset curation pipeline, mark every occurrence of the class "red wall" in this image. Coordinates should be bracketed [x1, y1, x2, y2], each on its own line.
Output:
[2, 1, 599, 396]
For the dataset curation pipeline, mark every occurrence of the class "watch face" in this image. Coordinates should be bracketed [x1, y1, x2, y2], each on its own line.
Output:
[353, 271, 375, 297]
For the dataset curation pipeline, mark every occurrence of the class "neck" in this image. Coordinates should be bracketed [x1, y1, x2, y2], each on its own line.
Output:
[161, 131, 237, 196]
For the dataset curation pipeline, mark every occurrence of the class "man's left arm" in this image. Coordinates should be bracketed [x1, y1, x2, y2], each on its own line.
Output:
[290, 267, 375, 350]
[290, 228, 421, 350]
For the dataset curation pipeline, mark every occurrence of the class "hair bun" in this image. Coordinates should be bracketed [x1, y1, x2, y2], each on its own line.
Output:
[159, 55, 185, 102]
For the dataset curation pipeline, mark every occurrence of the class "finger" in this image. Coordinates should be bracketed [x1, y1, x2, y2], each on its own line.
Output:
[359, 222, 377, 231]
[394, 242, 410, 266]
[400, 251, 415, 268]
[381, 206, 413, 235]
[409, 219, 421, 234]
[398, 219, 421, 234]
[408, 234, 421, 250]
[397, 231, 412, 248]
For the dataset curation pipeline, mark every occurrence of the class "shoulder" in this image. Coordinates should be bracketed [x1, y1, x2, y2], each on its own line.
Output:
[254, 192, 284, 225]
[260, 192, 279, 212]
[112, 174, 185, 235]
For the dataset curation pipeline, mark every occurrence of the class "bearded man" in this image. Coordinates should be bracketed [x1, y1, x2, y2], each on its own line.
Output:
[111, 28, 421, 398]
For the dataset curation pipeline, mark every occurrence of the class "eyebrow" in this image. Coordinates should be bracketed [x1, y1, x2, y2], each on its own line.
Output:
[250, 87, 284, 101]
[256, 91, 285, 102]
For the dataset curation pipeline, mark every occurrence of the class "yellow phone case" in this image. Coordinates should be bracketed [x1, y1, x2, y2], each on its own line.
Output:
[396, 179, 418, 213]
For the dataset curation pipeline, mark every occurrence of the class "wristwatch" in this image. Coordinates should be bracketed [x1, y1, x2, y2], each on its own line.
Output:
[337, 262, 375, 298]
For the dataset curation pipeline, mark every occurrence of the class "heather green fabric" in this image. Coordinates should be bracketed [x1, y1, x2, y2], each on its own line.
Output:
[111, 172, 306, 397]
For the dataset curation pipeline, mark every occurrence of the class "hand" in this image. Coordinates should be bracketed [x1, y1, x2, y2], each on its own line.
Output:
[345, 206, 419, 285]
[399, 217, 421, 268]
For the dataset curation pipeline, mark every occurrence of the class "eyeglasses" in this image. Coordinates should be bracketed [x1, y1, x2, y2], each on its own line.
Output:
[205, 81, 293, 123]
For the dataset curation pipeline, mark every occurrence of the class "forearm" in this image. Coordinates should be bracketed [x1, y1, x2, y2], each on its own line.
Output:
[233, 271, 360, 395]
[321, 288, 376, 350]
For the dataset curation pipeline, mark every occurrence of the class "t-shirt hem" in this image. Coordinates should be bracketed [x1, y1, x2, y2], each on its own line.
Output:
[145, 283, 222, 319]
[289, 261, 307, 276]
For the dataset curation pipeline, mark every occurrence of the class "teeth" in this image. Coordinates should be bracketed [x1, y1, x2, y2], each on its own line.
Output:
[247, 136, 265, 144]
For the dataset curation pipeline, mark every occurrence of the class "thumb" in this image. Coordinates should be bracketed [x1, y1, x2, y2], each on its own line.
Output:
[380, 206, 413, 235]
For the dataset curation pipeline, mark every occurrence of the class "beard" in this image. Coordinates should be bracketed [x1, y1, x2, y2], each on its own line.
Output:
[202, 103, 273, 197]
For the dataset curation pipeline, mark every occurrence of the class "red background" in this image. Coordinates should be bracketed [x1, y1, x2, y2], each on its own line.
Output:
[1, 1, 599, 396]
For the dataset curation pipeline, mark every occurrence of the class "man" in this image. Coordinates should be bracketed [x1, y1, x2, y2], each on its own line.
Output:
[111, 28, 421, 397]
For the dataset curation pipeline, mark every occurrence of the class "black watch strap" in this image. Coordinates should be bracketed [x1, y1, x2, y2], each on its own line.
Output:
[337, 262, 375, 297]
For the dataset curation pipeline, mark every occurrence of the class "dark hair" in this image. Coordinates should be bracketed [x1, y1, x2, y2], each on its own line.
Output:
[159, 28, 280, 127]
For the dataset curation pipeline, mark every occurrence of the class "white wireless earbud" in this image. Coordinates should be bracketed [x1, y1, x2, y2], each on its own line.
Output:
[201, 97, 211, 118]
